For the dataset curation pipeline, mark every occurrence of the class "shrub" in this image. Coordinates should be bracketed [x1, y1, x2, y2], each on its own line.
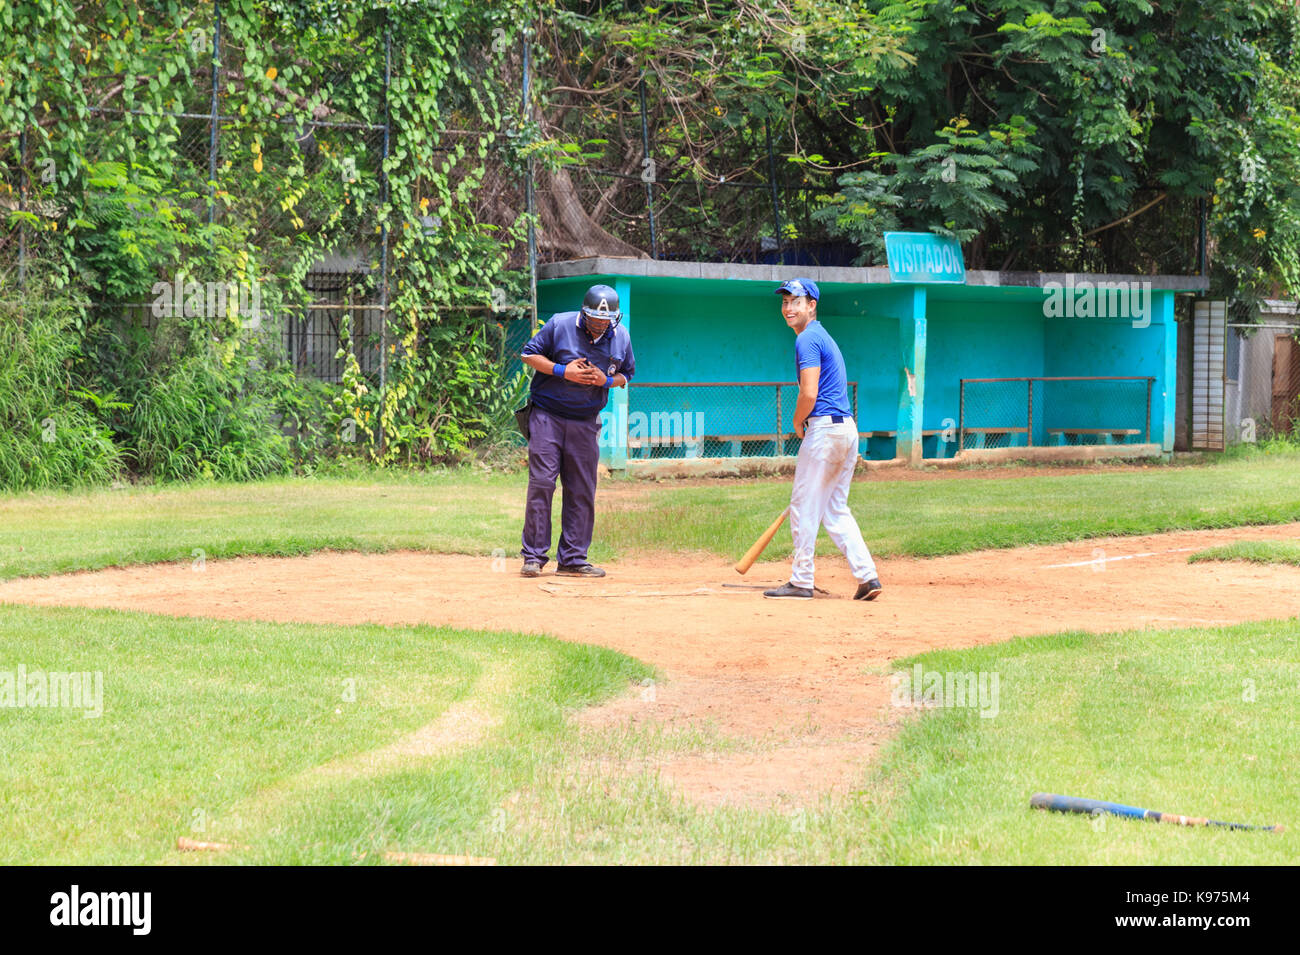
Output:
[0, 286, 124, 490]
[114, 342, 293, 483]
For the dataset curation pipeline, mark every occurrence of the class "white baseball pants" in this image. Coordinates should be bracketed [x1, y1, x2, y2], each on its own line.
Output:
[788, 416, 877, 589]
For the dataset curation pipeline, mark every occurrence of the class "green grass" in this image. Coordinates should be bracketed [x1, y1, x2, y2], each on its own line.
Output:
[0, 469, 527, 580]
[4, 450, 1300, 863]
[503, 617, 1300, 864]
[504, 617, 1300, 864]
[0, 604, 649, 865]
[4, 603, 1296, 864]
[857, 620, 1300, 864]
[2, 449, 1300, 579]
[618, 451, 1300, 560]
[1189, 540, 1300, 566]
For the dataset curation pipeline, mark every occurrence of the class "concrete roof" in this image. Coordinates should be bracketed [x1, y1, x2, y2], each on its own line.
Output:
[538, 256, 1211, 292]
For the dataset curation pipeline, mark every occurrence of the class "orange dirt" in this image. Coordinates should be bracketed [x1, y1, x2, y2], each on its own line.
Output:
[3, 522, 1299, 808]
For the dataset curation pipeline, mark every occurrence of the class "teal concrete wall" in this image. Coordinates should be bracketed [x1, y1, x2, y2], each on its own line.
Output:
[534, 273, 1181, 464]
[539, 277, 910, 461]
[926, 298, 1047, 454]
[1042, 289, 1174, 448]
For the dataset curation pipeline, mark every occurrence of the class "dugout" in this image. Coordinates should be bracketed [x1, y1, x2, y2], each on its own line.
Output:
[535, 258, 1208, 470]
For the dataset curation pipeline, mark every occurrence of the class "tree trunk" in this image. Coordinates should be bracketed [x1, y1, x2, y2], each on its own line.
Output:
[534, 163, 648, 260]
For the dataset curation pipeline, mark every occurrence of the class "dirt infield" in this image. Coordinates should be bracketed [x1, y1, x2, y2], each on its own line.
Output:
[4, 522, 1300, 808]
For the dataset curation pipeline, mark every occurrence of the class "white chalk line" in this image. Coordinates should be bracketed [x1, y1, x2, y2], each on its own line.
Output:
[1042, 547, 1199, 569]
[539, 585, 727, 598]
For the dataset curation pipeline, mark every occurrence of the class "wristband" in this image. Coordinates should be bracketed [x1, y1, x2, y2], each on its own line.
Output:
[552, 363, 567, 378]
[605, 375, 615, 388]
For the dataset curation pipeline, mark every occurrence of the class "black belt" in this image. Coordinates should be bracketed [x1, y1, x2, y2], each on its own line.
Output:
[831, 415, 845, 424]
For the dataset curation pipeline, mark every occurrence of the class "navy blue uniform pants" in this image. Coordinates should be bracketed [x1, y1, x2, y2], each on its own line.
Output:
[521, 405, 601, 567]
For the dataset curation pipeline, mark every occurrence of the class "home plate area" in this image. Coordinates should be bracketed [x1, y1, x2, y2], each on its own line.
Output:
[2, 522, 1299, 807]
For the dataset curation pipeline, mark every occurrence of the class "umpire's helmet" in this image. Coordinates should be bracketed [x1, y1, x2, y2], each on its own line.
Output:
[580, 284, 622, 332]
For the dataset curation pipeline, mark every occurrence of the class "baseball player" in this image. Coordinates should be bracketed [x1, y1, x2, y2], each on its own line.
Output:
[764, 278, 882, 601]
[517, 284, 635, 578]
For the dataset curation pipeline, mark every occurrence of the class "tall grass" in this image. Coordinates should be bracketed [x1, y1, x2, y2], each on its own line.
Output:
[119, 350, 292, 482]
[0, 288, 124, 489]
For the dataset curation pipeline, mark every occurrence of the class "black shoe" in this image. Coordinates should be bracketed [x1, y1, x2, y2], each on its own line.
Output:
[854, 578, 883, 601]
[520, 561, 542, 578]
[556, 564, 606, 578]
[763, 581, 813, 600]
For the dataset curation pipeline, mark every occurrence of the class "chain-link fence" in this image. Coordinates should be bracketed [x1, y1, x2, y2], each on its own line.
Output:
[3, 5, 1273, 469]
[2, 13, 848, 395]
[527, 73, 850, 269]
[533, 167, 845, 267]
[622, 382, 861, 459]
[958, 377, 1154, 451]
[2, 5, 395, 385]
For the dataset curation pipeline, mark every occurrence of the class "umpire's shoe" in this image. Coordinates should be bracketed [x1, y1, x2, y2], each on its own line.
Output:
[520, 561, 542, 578]
[763, 581, 813, 600]
[557, 564, 606, 578]
[854, 578, 883, 601]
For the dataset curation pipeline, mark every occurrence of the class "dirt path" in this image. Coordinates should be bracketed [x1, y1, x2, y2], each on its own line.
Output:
[4, 522, 1300, 808]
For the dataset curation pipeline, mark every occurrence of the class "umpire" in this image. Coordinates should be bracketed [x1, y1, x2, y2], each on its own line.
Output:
[517, 284, 635, 578]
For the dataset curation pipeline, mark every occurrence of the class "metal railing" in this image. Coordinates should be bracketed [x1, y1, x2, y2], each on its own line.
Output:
[623, 380, 860, 459]
[958, 376, 1155, 451]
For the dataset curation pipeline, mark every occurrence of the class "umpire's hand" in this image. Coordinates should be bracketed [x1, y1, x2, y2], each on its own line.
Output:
[567, 358, 606, 386]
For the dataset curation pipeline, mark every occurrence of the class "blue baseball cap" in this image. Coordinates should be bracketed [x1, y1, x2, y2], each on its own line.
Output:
[776, 277, 819, 301]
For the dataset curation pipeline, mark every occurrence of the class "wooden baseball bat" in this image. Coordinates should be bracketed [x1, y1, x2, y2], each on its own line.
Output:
[1031, 793, 1284, 831]
[176, 837, 237, 851]
[734, 507, 789, 575]
[383, 851, 497, 866]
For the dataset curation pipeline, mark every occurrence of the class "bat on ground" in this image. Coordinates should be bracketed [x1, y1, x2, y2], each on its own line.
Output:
[383, 851, 497, 866]
[734, 507, 789, 575]
[1031, 793, 1283, 831]
[176, 837, 238, 851]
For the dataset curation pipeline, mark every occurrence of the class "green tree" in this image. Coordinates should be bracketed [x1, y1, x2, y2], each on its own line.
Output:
[535, 0, 1300, 313]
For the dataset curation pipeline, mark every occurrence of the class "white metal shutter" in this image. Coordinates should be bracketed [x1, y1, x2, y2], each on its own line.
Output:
[1190, 300, 1226, 451]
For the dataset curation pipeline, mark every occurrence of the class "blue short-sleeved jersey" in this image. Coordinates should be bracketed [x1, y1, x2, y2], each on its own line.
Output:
[794, 320, 852, 418]
[522, 311, 636, 420]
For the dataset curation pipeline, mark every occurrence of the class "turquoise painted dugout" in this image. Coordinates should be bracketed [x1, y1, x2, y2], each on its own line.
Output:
[535, 259, 1208, 468]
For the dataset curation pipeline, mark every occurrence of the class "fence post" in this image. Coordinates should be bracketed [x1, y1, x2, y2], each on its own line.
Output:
[607, 277, 632, 470]
[207, 0, 221, 236]
[1146, 377, 1153, 444]
[638, 75, 657, 259]
[377, 19, 392, 456]
[774, 385, 782, 456]
[17, 125, 26, 288]
[1198, 198, 1207, 277]
[958, 378, 965, 453]
[523, 30, 538, 329]
[765, 119, 783, 265]
[1027, 378, 1034, 447]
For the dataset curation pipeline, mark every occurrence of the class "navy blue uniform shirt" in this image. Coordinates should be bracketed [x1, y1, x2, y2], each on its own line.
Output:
[522, 311, 636, 420]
